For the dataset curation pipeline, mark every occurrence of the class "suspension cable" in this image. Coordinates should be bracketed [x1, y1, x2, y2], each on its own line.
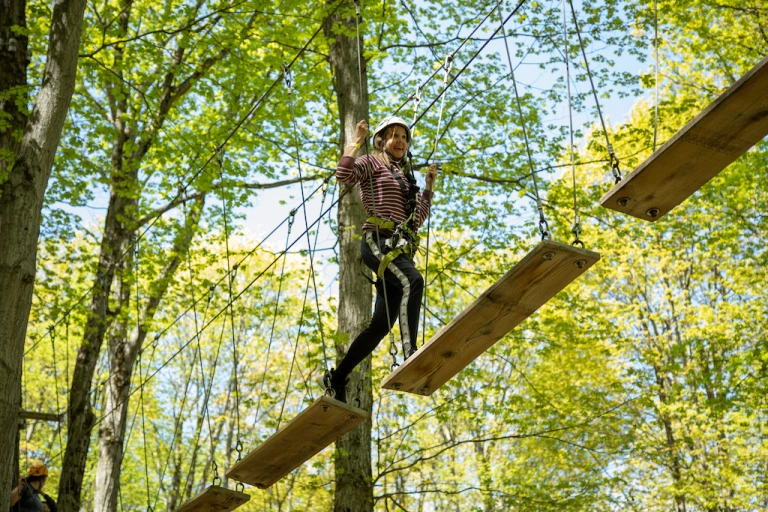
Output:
[22, 0, 348, 359]
[393, 0, 518, 117]
[41, 191, 349, 467]
[49, 326, 65, 454]
[562, 0, 583, 247]
[419, 52, 453, 349]
[653, 0, 659, 152]
[566, 0, 621, 183]
[410, 0, 527, 131]
[181, 186, 222, 487]
[216, 151, 245, 477]
[253, 211, 295, 428]
[284, 66, 330, 373]
[354, 0, 399, 371]
[497, 3, 550, 240]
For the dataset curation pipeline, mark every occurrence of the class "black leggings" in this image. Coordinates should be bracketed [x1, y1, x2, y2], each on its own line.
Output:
[335, 232, 424, 381]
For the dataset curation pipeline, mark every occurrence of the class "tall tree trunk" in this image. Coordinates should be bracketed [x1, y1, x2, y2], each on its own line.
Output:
[58, 165, 136, 511]
[94, 197, 205, 512]
[324, 3, 373, 511]
[0, 0, 86, 500]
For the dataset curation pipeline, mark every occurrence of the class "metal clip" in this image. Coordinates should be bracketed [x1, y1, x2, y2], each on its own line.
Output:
[538, 217, 550, 240]
[282, 64, 292, 92]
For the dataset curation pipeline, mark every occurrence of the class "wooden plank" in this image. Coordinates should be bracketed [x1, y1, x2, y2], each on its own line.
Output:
[226, 396, 367, 489]
[175, 486, 249, 512]
[19, 410, 63, 422]
[174, 485, 249, 512]
[381, 240, 599, 396]
[600, 53, 768, 221]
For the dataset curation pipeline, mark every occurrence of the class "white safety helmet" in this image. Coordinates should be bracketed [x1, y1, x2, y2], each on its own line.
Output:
[372, 116, 412, 145]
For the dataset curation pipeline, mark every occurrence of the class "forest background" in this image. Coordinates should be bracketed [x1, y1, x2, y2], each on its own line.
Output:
[1, 0, 766, 510]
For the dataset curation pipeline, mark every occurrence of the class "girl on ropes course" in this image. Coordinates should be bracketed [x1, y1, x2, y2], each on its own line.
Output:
[329, 116, 438, 403]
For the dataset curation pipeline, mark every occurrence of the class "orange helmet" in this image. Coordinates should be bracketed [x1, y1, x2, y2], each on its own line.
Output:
[27, 463, 48, 478]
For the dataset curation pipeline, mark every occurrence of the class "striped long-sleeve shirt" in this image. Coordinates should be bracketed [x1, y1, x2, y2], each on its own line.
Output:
[336, 154, 433, 235]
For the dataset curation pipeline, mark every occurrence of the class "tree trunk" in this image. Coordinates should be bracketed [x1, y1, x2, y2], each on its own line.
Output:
[324, 3, 373, 511]
[93, 197, 205, 512]
[0, 0, 86, 500]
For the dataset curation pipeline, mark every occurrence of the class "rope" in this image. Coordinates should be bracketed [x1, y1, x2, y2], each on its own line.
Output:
[181, 188, 222, 486]
[22, 0, 348, 360]
[216, 151, 245, 472]
[276, 259, 317, 430]
[138, 348, 153, 512]
[253, 211, 295, 428]
[284, 66, 330, 373]
[410, 0, 527, 131]
[497, 3, 549, 240]
[393, 0, 517, 117]
[41, 188, 349, 467]
[49, 326, 65, 453]
[149, 296, 204, 510]
[354, 0, 399, 371]
[419, 51, 453, 350]
[566, 0, 621, 183]
[562, 0, 583, 248]
[653, 0, 659, 152]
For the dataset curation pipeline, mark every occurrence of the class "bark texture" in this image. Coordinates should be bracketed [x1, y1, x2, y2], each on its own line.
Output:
[0, 0, 87, 501]
[324, 3, 374, 511]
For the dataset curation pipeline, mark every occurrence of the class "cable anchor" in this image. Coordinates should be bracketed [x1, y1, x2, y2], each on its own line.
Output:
[442, 52, 455, 84]
[538, 213, 550, 241]
[282, 64, 292, 92]
[571, 215, 584, 248]
[388, 331, 399, 372]
[211, 460, 221, 486]
[608, 144, 621, 183]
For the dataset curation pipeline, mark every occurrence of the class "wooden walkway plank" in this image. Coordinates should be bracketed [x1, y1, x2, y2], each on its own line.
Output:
[600, 53, 768, 221]
[381, 240, 599, 396]
[174, 485, 249, 512]
[226, 396, 367, 489]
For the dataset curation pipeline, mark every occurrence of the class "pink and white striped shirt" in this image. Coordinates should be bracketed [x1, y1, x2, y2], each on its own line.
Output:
[336, 154, 433, 235]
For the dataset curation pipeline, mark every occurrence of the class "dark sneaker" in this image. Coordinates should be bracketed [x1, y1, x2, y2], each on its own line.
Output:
[323, 368, 348, 403]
